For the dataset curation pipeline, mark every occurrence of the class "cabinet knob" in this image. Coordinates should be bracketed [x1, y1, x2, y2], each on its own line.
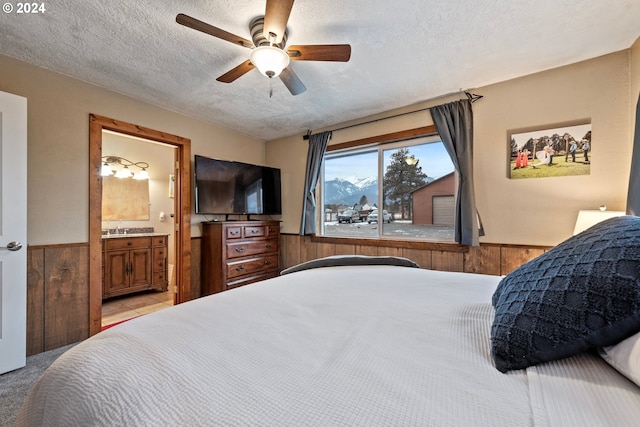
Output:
[236, 265, 245, 272]
[235, 247, 245, 253]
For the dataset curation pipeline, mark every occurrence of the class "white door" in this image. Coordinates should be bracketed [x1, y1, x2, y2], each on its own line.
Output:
[0, 91, 27, 374]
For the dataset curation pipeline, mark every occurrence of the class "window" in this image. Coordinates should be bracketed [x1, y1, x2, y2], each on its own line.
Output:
[320, 135, 456, 241]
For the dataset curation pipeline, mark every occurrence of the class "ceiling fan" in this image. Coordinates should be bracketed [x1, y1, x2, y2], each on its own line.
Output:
[176, 0, 351, 96]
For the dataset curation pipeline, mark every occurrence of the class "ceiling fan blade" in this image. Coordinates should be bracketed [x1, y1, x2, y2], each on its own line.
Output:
[264, 0, 294, 44]
[176, 13, 253, 49]
[287, 44, 351, 62]
[216, 60, 255, 83]
[279, 66, 306, 96]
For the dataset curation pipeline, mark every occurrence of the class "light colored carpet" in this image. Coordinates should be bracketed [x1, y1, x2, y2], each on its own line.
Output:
[0, 343, 77, 427]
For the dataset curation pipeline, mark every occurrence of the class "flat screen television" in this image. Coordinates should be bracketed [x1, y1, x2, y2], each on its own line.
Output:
[194, 155, 282, 216]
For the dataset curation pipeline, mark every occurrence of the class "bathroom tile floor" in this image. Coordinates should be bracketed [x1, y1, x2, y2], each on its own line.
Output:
[102, 290, 174, 327]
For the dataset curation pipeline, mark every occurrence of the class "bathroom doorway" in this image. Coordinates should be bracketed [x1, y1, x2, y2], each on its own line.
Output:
[89, 114, 192, 336]
[100, 131, 177, 328]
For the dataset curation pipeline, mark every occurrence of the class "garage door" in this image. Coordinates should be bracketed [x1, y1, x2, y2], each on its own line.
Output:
[432, 195, 454, 225]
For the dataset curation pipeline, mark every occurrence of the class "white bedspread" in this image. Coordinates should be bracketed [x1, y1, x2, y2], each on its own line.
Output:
[16, 266, 640, 426]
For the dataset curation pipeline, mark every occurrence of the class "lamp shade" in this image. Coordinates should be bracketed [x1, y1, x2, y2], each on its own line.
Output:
[114, 166, 133, 179]
[250, 46, 290, 78]
[132, 169, 150, 180]
[101, 162, 114, 176]
[573, 210, 626, 235]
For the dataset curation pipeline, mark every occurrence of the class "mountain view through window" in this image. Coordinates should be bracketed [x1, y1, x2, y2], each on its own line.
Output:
[321, 136, 456, 240]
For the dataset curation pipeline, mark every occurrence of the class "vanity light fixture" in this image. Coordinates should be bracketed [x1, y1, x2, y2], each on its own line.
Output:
[114, 165, 133, 179]
[132, 168, 150, 180]
[101, 156, 150, 180]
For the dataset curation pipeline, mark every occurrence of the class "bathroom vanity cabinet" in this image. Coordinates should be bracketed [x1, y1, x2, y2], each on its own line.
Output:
[102, 234, 168, 299]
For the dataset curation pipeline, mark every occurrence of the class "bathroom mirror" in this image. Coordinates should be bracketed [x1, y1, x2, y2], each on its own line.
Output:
[102, 175, 150, 220]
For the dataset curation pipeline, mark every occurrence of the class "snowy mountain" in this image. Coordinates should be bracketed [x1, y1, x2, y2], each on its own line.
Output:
[340, 176, 377, 189]
[324, 175, 437, 207]
[324, 177, 378, 206]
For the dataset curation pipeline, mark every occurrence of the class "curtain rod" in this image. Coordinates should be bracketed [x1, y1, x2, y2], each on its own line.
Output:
[303, 91, 483, 140]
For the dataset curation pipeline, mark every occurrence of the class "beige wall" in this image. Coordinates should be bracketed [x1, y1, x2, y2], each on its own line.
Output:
[0, 54, 265, 245]
[2, 47, 635, 247]
[267, 50, 635, 246]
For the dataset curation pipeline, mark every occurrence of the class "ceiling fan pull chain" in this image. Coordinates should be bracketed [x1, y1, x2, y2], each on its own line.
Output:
[269, 77, 273, 98]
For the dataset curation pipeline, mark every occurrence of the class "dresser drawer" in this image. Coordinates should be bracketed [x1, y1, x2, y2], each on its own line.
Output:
[244, 225, 266, 238]
[152, 236, 167, 247]
[153, 270, 166, 284]
[153, 247, 166, 260]
[266, 224, 280, 236]
[152, 258, 165, 272]
[226, 272, 279, 290]
[104, 236, 151, 250]
[226, 255, 279, 279]
[226, 238, 278, 259]
[226, 226, 242, 239]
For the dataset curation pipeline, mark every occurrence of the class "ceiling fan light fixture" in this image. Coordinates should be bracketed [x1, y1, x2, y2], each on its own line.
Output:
[250, 46, 290, 78]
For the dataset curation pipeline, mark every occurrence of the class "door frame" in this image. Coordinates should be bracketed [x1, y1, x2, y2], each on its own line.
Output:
[88, 114, 192, 336]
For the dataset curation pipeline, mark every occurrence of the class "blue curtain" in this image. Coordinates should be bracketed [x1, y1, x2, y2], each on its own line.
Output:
[429, 99, 483, 246]
[300, 131, 332, 235]
[627, 93, 640, 215]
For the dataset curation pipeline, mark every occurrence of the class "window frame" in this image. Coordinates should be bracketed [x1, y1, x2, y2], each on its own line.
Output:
[316, 125, 460, 246]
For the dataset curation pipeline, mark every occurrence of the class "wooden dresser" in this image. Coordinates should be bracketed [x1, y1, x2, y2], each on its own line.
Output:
[102, 234, 169, 299]
[201, 220, 280, 295]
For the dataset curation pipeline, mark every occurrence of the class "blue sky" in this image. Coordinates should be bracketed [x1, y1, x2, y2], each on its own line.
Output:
[325, 141, 454, 181]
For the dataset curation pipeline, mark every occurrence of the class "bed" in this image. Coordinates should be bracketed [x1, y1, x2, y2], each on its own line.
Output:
[16, 216, 640, 426]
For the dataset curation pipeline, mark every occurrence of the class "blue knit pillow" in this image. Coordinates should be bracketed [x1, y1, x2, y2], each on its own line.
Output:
[491, 215, 640, 372]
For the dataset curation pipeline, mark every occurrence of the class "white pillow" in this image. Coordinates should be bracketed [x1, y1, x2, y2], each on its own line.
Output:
[599, 331, 640, 386]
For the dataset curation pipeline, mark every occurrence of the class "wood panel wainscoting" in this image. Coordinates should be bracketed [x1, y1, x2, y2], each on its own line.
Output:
[27, 243, 90, 356]
[26, 237, 547, 356]
[279, 234, 551, 277]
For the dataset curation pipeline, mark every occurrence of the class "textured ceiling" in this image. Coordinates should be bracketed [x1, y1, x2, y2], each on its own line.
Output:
[1, 0, 639, 141]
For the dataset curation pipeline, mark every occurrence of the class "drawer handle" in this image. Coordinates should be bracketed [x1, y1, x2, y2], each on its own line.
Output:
[235, 266, 245, 272]
[265, 243, 272, 248]
[235, 247, 246, 253]
[231, 231, 239, 235]
[264, 260, 272, 265]
[250, 229, 259, 234]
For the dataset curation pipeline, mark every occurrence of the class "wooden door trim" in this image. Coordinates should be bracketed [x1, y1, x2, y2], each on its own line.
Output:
[88, 114, 192, 336]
